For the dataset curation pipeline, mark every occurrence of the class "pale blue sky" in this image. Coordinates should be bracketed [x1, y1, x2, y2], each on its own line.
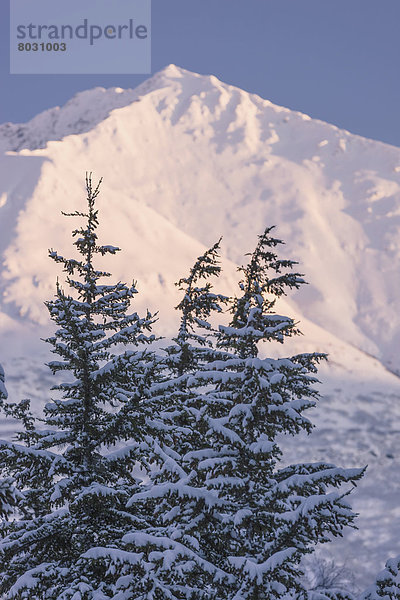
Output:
[1, 0, 400, 147]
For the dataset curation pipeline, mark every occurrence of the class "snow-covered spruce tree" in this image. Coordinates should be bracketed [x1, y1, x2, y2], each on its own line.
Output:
[164, 238, 228, 378]
[361, 555, 400, 600]
[107, 241, 233, 599]
[0, 365, 20, 521]
[0, 174, 157, 599]
[193, 227, 365, 600]
[0, 364, 6, 402]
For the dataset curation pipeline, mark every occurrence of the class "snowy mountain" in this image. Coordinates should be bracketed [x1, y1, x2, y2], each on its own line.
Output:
[0, 64, 399, 589]
[2, 65, 400, 371]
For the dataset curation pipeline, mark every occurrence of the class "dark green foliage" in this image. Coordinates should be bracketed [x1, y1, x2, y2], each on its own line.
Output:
[0, 187, 366, 600]
[115, 240, 232, 599]
[362, 555, 400, 600]
[0, 174, 156, 599]
[191, 228, 365, 599]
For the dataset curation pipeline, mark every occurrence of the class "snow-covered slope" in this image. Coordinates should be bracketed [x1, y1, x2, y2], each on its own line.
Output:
[0, 64, 399, 589]
[1, 64, 400, 372]
[0, 86, 140, 153]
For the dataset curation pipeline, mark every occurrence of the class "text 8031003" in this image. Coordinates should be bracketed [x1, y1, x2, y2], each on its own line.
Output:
[18, 42, 67, 51]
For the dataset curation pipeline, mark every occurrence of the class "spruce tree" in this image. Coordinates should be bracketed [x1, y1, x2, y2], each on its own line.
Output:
[0, 174, 157, 599]
[0, 194, 370, 600]
[0, 364, 6, 402]
[164, 238, 228, 377]
[193, 227, 365, 599]
[108, 229, 365, 600]
[0, 365, 20, 521]
[362, 556, 400, 600]
[109, 241, 232, 599]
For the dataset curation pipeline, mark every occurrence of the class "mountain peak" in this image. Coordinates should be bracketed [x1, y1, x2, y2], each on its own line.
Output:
[0, 65, 204, 153]
[159, 63, 186, 77]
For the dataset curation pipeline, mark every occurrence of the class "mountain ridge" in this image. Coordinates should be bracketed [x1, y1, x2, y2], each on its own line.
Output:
[2, 65, 400, 373]
[2, 64, 400, 155]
